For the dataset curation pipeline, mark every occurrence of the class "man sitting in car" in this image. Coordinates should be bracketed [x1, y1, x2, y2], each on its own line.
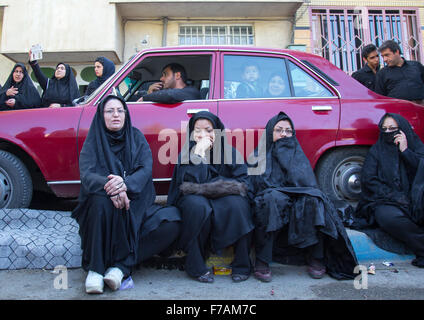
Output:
[137, 63, 200, 103]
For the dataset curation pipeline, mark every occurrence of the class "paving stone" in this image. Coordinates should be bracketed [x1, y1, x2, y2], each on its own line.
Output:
[12, 257, 30, 269]
[0, 257, 11, 269]
[0, 245, 12, 258]
[0, 210, 83, 270]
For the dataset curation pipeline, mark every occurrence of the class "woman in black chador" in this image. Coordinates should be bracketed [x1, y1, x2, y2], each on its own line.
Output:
[72, 95, 180, 294]
[28, 50, 80, 108]
[354, 113, 424, 268]
[85, 56, 115, 96]
[249, 112, 357, 282]
[0, 63, 41, 111]
[167, 111, 254, 283]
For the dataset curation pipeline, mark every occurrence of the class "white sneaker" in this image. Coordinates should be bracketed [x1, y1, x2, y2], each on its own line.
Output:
[104, 267, 124, 291]
[85, 271, 104, 294]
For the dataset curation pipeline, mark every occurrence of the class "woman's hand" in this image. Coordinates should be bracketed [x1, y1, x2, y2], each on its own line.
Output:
[105, 174, 127, 196]
[5, 99, 16, 107]
[49, 103, 61, 108]
[394, 130, 408, 152]
[110, 191, 130, 210]
[194, 136, 213, 158]
[6, 86, 18, 97]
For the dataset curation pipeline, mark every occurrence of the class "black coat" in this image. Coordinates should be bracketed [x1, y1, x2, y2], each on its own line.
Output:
[0, 63, 41, 110]
[249, 112, 358, 280]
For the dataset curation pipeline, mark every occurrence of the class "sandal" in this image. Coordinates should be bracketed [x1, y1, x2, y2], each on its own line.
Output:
[231, 274, 249, 283]
[196, 271, 214, 283]
[254, 268, 272, 282]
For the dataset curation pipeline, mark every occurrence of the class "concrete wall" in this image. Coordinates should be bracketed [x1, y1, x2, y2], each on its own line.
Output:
[123, 20, 163, 62]
[0, 0, 120, 59]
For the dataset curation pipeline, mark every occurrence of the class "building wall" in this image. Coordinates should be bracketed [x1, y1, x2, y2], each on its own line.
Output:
[0, 1, 298, 87]
[1, 0, 120, 56]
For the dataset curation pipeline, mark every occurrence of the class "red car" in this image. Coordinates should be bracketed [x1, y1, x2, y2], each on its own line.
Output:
[0, 46, 423, 208]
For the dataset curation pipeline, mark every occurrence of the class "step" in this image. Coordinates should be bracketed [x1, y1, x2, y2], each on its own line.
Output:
[0, 209, 416, 270]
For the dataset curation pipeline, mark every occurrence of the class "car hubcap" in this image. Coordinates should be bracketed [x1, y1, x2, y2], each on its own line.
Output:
[0, 169, 12, 208]
[332, 157, 364, 201]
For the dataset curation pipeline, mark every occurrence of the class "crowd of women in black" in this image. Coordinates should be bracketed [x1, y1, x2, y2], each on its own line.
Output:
[0, 52, 115, 111]
[69, 91, 424, 294]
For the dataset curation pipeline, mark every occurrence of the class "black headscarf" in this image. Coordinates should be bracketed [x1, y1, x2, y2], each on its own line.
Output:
[355, 113, 424, 226]
[42, 62, 80, 106]
[167, 111, 246, 205]
[85, 57, 115, 96]
[0, 63, 41, 110]
[250, 112, 358, 280]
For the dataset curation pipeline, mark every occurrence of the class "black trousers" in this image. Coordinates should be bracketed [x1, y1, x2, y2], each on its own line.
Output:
[137, 220, 181, 263]
[374, 205, 424, 257]
[184, 215, 252, 277]
[255, 228, 324, 265]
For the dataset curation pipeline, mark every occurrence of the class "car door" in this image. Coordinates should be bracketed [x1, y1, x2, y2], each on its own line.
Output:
[217, 51, 340, 168]
[77, 50, 218, 195]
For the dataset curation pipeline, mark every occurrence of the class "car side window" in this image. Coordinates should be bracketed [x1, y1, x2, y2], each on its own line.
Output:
[113, 54, 212, 102]
[288, 61, 333, 98]
[223, 55, 291, 99]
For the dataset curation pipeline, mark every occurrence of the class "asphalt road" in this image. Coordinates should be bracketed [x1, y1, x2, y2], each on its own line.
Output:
[0, 261, 423, 301]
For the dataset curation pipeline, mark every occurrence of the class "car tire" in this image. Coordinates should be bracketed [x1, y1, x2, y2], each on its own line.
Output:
[0, 150, 33, 208]
[316, 147, 369, 203]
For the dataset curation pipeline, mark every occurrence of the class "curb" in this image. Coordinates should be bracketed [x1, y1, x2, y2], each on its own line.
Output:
[346, 229, 414, 263]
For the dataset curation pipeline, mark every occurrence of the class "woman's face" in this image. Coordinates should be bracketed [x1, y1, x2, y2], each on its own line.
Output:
[12, 66, 24, 83]
[193, 119, 215, 144]
[381, 117, 399, 132]
[273, 120, 293, 142]
[55, 64, 67, 79]
[94, 61, 104, 77]
[268, 75, 286, 97]
[103, 98, 126, 131]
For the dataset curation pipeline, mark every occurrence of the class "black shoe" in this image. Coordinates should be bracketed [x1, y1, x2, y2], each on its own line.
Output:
[411, 257, 424, 268]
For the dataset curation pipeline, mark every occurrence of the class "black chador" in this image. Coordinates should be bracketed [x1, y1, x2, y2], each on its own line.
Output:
[0, 63, 41, 110]
[85, 56, 115, 96]
[29, 60, 80, 107]
[72, 95, 180, 277]
[249, 112, 358, 280]
[167, 111, 254, 282]
[354, 113, 424, 267]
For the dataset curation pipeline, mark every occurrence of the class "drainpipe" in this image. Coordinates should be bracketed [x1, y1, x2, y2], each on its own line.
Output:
[162, 17, 168, 47]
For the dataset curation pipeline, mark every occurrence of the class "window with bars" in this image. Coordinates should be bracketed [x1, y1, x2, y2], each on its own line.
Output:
[179, 25, 254, 46]
[310, 7, 423, 74]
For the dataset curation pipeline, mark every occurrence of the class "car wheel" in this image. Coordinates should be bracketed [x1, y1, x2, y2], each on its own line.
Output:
[0, 150, 33, 208]
[316, 147, 369, 203]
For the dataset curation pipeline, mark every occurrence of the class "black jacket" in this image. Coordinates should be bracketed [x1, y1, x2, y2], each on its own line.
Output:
[142, 86, 200, 104]
[352, 64, 378, 92]
[375, 59, 424, 101]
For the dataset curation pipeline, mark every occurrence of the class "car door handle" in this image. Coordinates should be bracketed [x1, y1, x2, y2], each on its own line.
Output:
[187, 108, 209, 115]
[312, 106, 333, 111]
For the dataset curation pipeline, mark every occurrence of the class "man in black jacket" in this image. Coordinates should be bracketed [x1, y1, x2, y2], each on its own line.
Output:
[375, 40, 424, 105]
[137, 63, 200, 103]
[351, 44, 380, 92]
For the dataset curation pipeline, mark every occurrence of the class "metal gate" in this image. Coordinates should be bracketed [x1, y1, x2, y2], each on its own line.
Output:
[310, 7, 423, 74]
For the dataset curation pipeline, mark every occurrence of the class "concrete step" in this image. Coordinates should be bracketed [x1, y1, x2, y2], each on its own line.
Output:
[0, 209, 416, 270]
